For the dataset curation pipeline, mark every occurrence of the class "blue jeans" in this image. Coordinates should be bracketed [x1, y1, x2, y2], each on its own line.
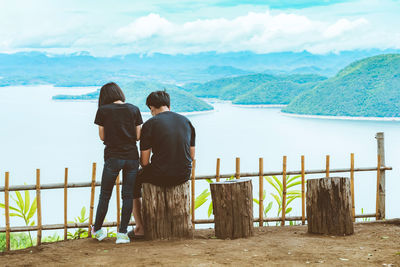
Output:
[94, 158, 139, 233]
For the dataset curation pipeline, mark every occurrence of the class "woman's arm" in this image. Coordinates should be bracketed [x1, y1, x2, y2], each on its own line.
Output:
[136, 125, 142, 141]
[98, 126, 104, 141]
[190, 146, 195, 160]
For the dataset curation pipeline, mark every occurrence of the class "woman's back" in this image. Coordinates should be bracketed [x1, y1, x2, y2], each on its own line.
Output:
[95, 102, 142, 160]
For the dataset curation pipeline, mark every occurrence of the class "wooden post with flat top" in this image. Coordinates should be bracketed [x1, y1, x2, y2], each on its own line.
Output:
[210, 178, 253, 239]
[142, 181, 193, 240]
[375, 132, 385, 219]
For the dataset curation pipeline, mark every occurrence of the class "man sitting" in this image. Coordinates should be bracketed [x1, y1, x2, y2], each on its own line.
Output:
[129, 90, 196, 239]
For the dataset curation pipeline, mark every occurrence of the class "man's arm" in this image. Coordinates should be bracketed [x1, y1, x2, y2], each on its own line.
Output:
[98, 126, 104, 141]
[190, 146, 195, 160]
[140, 149, 151, 167]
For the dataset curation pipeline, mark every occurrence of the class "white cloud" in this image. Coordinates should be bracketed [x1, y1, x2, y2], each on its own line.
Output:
[0, 0, 399, 55]
[116, 13, 173, 42]
[112, 10, 372, 54]
[323, 18, 368, 38]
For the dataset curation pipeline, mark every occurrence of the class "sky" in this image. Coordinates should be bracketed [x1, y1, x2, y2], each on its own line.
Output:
[0, 0, 399, 56]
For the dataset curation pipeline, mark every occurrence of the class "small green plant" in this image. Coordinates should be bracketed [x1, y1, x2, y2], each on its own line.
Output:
[67, 207, 89, 239]
[359, 208, 371, 222]
[265, 175, 303, 225]
[0, 232, 32, 251]
[103, 219, 117, 237]
[253, 190, 273, 226]
[193, 176, 236, 218]
[0, 190, 37, 246]
[42, 232, 61, 243]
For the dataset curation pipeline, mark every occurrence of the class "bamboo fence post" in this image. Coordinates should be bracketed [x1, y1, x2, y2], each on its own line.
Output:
[375, 132, 386, 219]
[36, 169, 42, 246]
[326, 155, 330, 177]
[281, 156, 287, 226]
[216, 158, 220, 182]
[88, 163, 96, 236]
[191, 160, 196, 229]
[64, 168, 68, 240]
[116, 174, 121, 231]
[376, 154, 381, 220]
[350, 153, 355, 222]
[4, 172, 10, 251]
[301, 156, 305, 225]
[259, 158, 263, 227]
[235, 157, 240, 179]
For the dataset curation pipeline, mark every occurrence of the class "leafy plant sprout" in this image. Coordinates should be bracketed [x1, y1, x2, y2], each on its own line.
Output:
[265, 175, 304, 226]
[0, 190, 37, 246]
[67, 206, 89, 239]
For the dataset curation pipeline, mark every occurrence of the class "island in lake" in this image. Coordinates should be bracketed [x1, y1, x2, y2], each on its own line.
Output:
[53, 81, 213, 113]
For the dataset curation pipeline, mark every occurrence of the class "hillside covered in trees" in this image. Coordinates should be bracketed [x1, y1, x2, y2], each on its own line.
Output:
[183, 74, 327, 105]
[283, 54, 400, 117]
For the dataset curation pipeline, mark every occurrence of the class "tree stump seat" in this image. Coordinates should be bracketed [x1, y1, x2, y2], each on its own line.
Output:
[141, 181, 193, 240]
[306, 177, 354, 236]
[210, 178, 253, 239]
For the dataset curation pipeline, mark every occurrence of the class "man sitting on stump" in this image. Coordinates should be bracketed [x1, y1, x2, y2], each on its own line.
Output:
[129, 90, 196, 239]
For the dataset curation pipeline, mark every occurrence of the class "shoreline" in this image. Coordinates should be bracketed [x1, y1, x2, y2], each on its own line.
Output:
[53, 99, 215, 115]
[282, 112, 400, 122]
[233, 104, 287, 108]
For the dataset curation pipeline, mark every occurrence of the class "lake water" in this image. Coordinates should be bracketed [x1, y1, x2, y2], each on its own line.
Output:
[0, 85, 399, 234]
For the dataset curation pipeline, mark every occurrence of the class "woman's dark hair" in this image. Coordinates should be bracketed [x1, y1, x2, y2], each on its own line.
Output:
[146, 90, 170, 109]
[98, 82, 126, 107]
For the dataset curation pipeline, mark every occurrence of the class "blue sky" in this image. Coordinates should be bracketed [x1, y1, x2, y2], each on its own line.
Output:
[0, 0, 399, 56]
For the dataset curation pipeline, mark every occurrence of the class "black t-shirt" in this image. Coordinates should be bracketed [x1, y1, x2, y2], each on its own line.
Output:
[94, 103, 143, 160]
[140, 111, 195, 185]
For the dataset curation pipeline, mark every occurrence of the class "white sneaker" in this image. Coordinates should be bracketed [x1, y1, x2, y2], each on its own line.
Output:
[91, 226, 107, 241]
[116, 233, 130, 244]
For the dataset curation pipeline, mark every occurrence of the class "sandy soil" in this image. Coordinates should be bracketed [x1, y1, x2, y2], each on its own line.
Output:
[1, 221, 399, 267]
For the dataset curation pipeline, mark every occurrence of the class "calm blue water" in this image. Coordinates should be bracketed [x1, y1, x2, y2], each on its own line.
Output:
[0, 85, 399, 234]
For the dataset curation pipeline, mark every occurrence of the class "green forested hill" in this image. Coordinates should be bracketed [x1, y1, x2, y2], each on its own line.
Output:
[53, 81, 213, 112]
[183, 74, 326, 104]
[283, 54, 400, 117]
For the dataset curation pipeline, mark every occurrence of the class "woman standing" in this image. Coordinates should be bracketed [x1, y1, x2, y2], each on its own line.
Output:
[92, 82, 142, 244]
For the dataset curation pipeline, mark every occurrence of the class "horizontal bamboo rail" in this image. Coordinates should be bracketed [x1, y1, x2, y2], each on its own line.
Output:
[0, 166, 391, 192]
[0, 213, 376, 232]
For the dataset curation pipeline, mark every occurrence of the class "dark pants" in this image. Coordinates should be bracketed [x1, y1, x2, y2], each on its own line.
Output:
[133, 165, 190, 199]
[94, 158, 139, 233]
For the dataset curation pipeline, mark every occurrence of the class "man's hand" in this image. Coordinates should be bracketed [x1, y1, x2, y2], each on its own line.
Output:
[140, 149, 151, 167]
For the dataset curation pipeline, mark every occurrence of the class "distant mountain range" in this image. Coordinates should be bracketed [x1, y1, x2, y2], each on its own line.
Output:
[1, 49, 399, 86]
[283, 54, 400, 117]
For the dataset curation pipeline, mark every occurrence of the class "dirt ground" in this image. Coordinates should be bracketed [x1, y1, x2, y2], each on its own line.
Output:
[1, 221, 400, 267]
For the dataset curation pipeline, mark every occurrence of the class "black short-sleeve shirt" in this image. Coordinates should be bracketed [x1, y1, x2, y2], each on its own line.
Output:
[95, 103, 143, 160]
[140, 111, 195, 185]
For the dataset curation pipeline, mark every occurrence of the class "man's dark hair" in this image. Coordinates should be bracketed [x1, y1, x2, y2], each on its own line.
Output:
[98, 82, 126, 107]
[146, 90, 170, 109]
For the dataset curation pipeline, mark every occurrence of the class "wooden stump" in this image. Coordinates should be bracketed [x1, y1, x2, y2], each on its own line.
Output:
[306, 177, 354, 235]
[210, 178, 253, 239]
[142, 181, 193, 240]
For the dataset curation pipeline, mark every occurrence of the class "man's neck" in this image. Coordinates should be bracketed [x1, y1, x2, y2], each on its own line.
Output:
[153, 106, 170, 116]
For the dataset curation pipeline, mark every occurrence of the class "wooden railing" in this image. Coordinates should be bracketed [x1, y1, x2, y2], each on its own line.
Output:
[0, 132, 391, 251]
